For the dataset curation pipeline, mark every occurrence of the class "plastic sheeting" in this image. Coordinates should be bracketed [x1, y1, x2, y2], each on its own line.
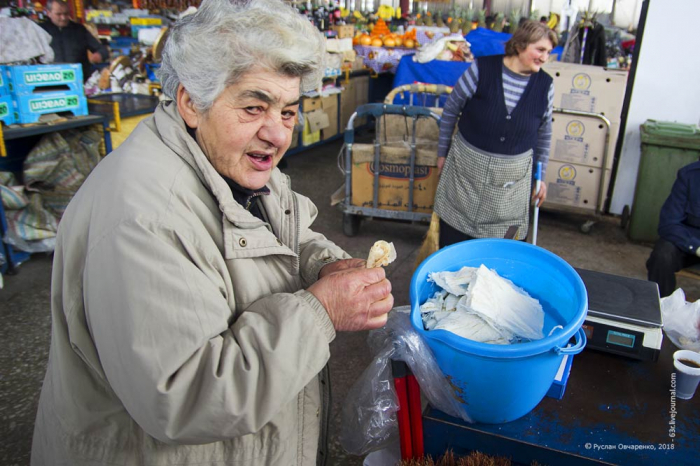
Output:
[340, 308, 471, 456]
[420, 265, 545, 344]
[661, 288, 700, 352]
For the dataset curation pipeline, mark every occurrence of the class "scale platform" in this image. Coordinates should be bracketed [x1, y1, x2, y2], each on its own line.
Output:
[575, 268, 663, 361]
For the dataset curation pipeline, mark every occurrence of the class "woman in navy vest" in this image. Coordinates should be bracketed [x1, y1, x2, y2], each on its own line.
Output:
[434, 20, 557, 246]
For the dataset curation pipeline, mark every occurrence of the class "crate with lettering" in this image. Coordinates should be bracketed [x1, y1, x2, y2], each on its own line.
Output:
[6, 64, 83, 95]
[0, 94, 16, 125]
[13, 90, 88, 124]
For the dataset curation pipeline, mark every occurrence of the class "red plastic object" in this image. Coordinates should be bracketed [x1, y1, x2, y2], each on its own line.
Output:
[394, 375, 413, 459]
[407, 374, 424, 458]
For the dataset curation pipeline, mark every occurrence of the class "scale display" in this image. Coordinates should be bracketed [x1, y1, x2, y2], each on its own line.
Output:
[606, 330, 636, 348]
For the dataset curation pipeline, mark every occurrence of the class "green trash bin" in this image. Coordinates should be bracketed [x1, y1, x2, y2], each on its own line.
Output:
[628, 120, 700, 242]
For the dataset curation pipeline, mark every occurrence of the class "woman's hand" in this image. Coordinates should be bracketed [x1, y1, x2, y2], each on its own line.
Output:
[309, 266, 393, 331]
[319, 258, 366, 278]
[532, 182, 547, 207]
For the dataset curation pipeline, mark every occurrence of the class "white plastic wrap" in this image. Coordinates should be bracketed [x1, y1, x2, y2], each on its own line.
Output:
[661, 288, 700, 351]
[339, 307, 471, 456]
[421, 265, 545, 344]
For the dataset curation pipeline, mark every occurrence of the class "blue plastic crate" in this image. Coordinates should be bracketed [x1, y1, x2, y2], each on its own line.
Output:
[545, 353, 574, 400]
[0, 94, 15, 125]
[7, 64, 83, 95]
[13, 91, 88, 124]
[0, 66, 8, 95]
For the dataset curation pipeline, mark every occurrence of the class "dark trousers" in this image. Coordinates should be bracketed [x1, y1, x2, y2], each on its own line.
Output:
[646, 238, 700, 297]
[439, 219, 476, 248]
[438, 219, 526, 248]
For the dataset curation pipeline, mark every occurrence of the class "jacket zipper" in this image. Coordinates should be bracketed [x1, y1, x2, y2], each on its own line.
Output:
[291, 182, 300, 274]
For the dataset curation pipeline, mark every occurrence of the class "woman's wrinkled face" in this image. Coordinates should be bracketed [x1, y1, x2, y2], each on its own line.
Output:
[517, 37, 553, 74]
[187, 69, 300, 190]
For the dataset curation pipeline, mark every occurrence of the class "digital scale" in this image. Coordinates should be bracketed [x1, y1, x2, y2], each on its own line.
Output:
[576, 268, 663, 361]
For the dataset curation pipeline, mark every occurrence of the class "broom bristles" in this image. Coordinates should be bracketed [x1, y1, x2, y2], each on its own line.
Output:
[414, 212, 441, 270]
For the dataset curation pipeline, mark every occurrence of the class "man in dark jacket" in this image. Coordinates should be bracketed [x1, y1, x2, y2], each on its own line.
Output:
[41, 0, 109, 82]
[646, 160, 700, 297]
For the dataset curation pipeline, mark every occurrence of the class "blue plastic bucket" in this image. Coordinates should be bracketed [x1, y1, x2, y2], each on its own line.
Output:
[410, 239, 587, 424]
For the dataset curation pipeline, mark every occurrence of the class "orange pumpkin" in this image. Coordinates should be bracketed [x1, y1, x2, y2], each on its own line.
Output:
[371, 38, 383, 47]
[359, 35, 372, 46]
[383, 37, 396, 47]
[404, 38, 415, 48]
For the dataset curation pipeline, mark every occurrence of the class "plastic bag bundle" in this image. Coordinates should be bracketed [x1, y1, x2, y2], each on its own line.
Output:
[340, 308, 471, 456]
[661, 288, 700, 351]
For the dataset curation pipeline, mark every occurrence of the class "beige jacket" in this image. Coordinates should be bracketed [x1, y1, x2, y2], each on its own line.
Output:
[31, 101, 349, 465]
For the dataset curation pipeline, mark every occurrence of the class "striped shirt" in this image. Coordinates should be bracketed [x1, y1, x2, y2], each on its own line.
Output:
[438, 60, 554, 176]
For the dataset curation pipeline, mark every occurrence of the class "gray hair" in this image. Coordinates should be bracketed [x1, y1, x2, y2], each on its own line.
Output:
[159, 0, 326, 111]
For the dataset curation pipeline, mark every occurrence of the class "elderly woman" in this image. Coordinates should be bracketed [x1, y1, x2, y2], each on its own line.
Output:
[434, 20, 557, 246]
[31, 1, 393, 465]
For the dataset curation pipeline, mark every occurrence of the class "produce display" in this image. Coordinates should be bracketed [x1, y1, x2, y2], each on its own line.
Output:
[353, 19, 418, 49]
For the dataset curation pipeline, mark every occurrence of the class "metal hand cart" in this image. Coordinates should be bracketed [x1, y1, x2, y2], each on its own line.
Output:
[338, 84, 452, 237]
[339, 103, 442, 236]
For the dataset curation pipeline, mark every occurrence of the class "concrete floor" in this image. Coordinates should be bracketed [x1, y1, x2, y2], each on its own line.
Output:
[1, 137, 699, 465]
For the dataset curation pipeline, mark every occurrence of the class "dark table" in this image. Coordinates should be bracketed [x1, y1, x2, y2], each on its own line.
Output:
[87, 93, 160, 118]
[422, 338, 699, 465]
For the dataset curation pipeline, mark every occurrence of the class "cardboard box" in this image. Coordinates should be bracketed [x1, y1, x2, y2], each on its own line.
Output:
[543, 62, 628, 123]
[543, 160, 612, 211]
[333, 24, 355, 39]
[305, 109, 330, 133]
[351, 143, 439, 213]
[326, 38, 353, 53]
[301, 118, 320, 146]
[301, 96, 322, 112]
[550, 114, 620, 169]
[341, 50, 357, 63]
[321, 95, 339, 140]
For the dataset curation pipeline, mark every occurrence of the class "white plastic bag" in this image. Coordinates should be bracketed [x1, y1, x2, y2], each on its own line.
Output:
[660, 288, 700, 351]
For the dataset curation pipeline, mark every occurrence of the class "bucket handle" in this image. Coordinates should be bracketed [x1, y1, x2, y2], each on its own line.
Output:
[554, 327, 587, 355]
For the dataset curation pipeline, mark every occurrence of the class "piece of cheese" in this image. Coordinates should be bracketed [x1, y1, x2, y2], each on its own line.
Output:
[366, 240, 397, 268]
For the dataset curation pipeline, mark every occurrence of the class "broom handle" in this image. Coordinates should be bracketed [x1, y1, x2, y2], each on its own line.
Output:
[532, 162, 542, 246]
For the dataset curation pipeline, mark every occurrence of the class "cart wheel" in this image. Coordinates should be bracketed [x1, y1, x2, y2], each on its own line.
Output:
[343, 213, 361, 237]
[579, 220, 595, 234]
[620, 205, 630, 229]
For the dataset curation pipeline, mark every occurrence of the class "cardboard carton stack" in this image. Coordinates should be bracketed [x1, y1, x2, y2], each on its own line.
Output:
[541, 62, 628, 211]
[4, 64, 88, 124]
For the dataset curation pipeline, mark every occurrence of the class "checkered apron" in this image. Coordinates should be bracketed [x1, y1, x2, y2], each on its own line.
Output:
[434, 133, 533, 240]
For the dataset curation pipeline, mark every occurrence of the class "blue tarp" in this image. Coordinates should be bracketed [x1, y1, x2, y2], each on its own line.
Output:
[392, 27, 509, 92]
[465, 27, 511, 58]
[391, 27, 563, 99]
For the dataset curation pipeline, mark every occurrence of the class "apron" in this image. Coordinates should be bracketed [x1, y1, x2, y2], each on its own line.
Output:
[434, 132, 533, 240]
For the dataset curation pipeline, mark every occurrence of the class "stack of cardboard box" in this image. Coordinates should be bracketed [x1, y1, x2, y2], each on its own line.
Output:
[3, 64, 88, 125]
[542, 62, 628, 211]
